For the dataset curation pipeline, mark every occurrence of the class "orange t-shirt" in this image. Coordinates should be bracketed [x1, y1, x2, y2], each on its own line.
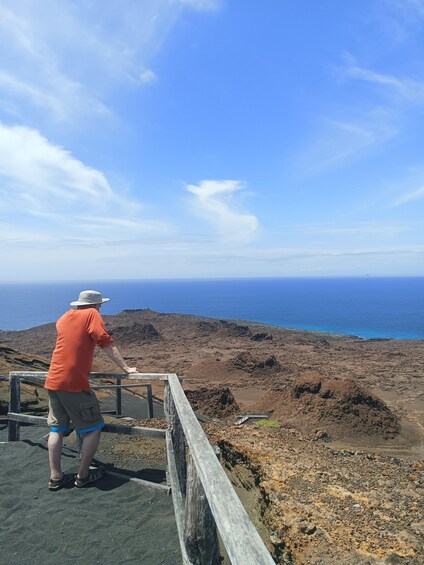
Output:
[45, 308, 113, 392]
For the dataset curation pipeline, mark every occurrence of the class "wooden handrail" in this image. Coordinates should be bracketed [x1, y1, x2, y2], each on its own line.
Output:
[167, 373, 274, 565]
[8, 371, 170, 380]
[7, 371, 274, 564]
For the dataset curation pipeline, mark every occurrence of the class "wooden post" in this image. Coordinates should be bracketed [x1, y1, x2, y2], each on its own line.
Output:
[184, 454, 221, 565]
[8, 374, 21, 441]
[164, 381, 187, 496]
[146, 384, 154, 419]
[115, 376, 122, 416]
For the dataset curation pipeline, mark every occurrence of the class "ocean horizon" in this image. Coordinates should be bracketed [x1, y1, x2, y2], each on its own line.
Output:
[0, 276, 423, 340]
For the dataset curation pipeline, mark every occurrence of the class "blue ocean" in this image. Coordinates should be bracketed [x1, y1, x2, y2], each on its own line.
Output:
[0, 277, 423, 339]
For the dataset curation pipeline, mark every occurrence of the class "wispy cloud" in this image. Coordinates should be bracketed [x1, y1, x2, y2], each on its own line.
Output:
[186, 180, 258, 243]
[139, 69, 157, 85]
[300, 52, 424, 174]
[175, 0, 221, 11]
[394, 185, 424, 205]
[380, 0, 424, 27]
[297, 108, 397, 174]
[383, 165, 424, 206]
[0, 1, 217, 125]
[0, 3, 112, 124]
[0, 122, 170, 241]
[343, 54, 424, 105]
[0, 123, 112, 204]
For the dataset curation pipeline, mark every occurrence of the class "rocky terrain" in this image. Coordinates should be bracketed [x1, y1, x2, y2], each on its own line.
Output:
[0, 308, 423, 563]
[255, 372, 402, 443]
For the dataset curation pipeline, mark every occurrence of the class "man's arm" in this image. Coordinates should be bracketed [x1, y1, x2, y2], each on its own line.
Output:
[103, 345, 138, 374]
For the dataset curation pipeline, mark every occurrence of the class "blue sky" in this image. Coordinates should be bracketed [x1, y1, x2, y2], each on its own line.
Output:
[1, 0, 424, 281]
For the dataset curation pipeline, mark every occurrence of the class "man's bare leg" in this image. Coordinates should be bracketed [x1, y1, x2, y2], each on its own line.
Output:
[77, 429, 102, 479]
[48, 431, 64, 479]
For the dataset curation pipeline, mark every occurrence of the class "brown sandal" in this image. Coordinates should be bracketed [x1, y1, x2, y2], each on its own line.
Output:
[75, 467, 105, 488]
[48, 473, 75, 491]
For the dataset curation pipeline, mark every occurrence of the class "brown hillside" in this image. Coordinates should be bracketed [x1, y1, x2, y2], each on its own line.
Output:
[255, 372, 401, 441]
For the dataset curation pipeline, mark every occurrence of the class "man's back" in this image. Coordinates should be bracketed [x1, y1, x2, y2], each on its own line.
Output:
[45, 308, 113, 392]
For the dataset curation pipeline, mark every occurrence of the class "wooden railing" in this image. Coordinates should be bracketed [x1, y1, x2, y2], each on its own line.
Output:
[6, 371, 274, 565]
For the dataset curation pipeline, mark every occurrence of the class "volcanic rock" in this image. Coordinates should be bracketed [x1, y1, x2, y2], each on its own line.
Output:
[218, 320, 252, 338]
[0, 345, 50, 373]
[184, 386, 240, 418]
[255, 372, 401, 441]
[109, 322, 160, 344]
[230, 351, 280, 373]
[196, 321, 219, 335]
[251, 332, 273, 341]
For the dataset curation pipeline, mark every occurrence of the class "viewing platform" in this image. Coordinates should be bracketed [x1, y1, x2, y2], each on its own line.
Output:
[1, 372, 275, 565]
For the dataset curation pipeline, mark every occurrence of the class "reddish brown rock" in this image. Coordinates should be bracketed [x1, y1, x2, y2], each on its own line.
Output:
[256, 373, 401, 441]
[184, 386, 239, 418]
[230, 351, 280, 373]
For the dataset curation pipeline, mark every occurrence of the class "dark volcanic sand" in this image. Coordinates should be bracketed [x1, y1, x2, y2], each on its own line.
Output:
[0, 427, 179, 565]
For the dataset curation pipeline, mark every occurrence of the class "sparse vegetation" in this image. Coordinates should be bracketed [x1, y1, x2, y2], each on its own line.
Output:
[255, 419, 280, 428]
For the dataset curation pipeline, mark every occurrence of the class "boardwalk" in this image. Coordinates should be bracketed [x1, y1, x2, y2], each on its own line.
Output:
[0, 423, 180, 565]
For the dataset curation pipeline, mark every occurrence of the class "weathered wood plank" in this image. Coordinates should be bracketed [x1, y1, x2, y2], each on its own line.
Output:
[100, 373, 170, 381]
[7, 413, 165, 439]
[9, 371, 171, 381]
[146, 384, 154, 419]
[7, 413, 47, 426]
[8, 375, 20, 441]
[164, 381, 187, 496]
[103, 423, 165, 439]
[115, 376, 122, 416]
[91, 383, 152, 389]
[184, 454, 221, 565]
[166, 430, 191, 565]
[167, 374, 274, 565]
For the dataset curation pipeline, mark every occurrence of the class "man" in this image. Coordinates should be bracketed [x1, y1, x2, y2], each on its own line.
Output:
[44, 289, 138, 490]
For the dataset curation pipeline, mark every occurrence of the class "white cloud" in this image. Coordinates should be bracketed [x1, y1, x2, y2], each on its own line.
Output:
[0, 123, 112, 204]
[0, 1, 216, 125]
[297, 109, 397, 174]
[383, 165, 424, 206]
[343, 55, 424, 105]
[0, 69, 110, 123]
[186, 180, 258, 243]
[381, 0, 424, 25]
[394, 185, 424, 204]
[0, 122, 171, 242]
[139, 69, 157, 84]
[175, 0, 221, 11]
[301, 53, 424, 174]
[373, 0, 424, 43]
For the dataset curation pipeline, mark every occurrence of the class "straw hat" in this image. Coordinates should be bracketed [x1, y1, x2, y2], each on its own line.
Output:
[70, 290, 110, 307]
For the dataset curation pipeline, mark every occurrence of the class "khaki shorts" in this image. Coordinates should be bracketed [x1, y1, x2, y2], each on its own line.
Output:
[47, 389, 104, 434]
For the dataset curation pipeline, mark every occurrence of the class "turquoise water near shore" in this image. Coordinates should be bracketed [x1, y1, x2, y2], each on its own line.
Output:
[0, 277, 423, 339]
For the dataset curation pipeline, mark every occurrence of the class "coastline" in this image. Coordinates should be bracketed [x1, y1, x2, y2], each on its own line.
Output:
[2, 314, 424, 341]
[1, 308, 423, 563]
[1, 276, 423, 338]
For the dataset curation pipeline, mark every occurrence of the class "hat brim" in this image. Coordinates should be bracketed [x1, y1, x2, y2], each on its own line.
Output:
[70, 297, 110, 306]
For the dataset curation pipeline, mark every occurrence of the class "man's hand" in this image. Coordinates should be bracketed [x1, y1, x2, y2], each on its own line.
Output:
[125, 367, 138, 374]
